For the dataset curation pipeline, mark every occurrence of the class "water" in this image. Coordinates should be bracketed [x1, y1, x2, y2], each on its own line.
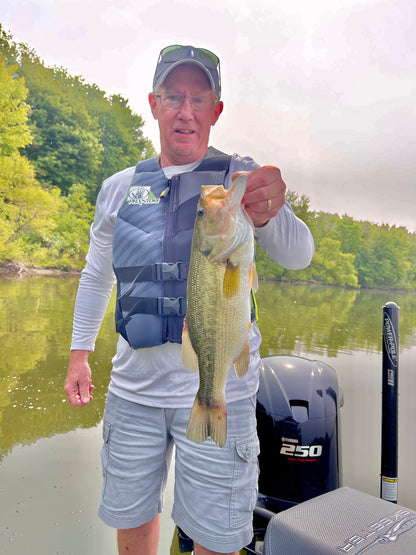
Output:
[0, 276, 415, 553]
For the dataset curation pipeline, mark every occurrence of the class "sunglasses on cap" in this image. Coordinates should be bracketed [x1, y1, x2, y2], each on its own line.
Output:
[153, 44, 221, 99]
[159, 45, 220, 67]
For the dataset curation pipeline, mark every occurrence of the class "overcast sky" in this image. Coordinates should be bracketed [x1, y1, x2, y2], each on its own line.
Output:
[2, 0, 415, 231]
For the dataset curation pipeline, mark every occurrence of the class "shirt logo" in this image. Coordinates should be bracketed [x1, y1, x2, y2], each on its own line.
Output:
[126, 186, 160, 206]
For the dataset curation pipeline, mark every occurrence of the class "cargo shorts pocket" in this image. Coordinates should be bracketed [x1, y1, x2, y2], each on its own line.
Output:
[100, 421, 112, 497]
[230, 433, 260, 528]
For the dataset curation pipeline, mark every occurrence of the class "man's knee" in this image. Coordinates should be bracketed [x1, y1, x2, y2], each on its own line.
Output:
[117, 516, 160, 555]
[193, 542, 238, 555]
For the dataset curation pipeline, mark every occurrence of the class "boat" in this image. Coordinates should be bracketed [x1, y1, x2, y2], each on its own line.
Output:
[175, 354, 416, 554]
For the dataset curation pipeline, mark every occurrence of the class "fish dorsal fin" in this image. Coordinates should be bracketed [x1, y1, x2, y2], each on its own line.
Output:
[226, 174, 248, 206]
[181, 318, 198, 372]
[234, 340, 250, 378]
[201, 184, 226, 199]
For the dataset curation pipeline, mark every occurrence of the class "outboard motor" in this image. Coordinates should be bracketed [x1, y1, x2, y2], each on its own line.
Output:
[176, 355, 343, 555]
[247, 356, 416, 555]
[255, 355, 343, 513]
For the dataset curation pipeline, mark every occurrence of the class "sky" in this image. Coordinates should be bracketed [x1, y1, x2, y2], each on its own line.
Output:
[2, 0, 415, 231]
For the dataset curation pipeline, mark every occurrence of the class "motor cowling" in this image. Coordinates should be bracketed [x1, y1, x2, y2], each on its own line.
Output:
[256, 355, 343, 512]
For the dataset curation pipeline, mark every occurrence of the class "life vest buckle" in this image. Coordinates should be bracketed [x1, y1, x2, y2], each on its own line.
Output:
[153, 262, 187, 281]
[156, 296, 186, 316]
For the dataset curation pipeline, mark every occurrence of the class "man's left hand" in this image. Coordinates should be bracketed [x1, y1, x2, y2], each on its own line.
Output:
[233, 165, 286, 228]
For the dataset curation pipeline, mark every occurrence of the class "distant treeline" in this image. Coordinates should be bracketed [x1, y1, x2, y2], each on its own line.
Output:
[257, 193, 415, 290]
[1, 26, 415, 290]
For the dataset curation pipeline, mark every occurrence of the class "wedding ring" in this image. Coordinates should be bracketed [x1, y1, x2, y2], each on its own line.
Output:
[267, 198, 272, 211]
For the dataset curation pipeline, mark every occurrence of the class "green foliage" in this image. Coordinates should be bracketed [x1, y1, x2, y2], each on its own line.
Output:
[335, 215, 364, 254]
[49, 184, 95, 269]
[357, 225, 415, 290]
[0, 56, 31, 155]
[85, 88, 155, 194]
[0, 25, 153, 269]
[0, 54, 60, 264]
[0, 154, 60, 263]
[311, 237, 358, 288]
[255, 190, 415, 291]
[0, 25, 414, 290]
[0, 25, 156, 203]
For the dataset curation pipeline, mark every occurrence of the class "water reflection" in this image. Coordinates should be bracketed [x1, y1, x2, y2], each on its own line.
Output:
[1, 277, 415, 460]
[0, 276, 117, 460]
[1, 276, 416, 554]
[258, 282, 416, 357]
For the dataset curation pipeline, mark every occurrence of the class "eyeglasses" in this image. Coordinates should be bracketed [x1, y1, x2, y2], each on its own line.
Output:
[154, 93, 217, 112]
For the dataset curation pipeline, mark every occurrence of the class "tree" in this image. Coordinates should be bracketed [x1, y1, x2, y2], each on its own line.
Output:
[18, 52, 102, 198]
[359, 225, 413, 289]
[285, 190, 315, 227]
[85, 88, 155, 194]
[1, 26, 156, 203]
[335, 215, 364, 255]
[311, 238, 358, 287]
[48, 183, 94, 269]
[0, 55, 61, 265]
[16, 44, 155, 202]
[0, 154, 61, 264]
[0, 56, 31, 156]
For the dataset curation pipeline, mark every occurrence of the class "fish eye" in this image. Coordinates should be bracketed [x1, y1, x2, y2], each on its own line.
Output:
[197, 207, 205, 217]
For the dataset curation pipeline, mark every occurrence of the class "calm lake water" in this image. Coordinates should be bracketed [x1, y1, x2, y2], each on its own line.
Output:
[0, 276, 415, 554]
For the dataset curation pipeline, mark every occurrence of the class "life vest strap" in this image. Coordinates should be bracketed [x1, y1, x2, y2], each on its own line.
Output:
[118, 295, 186, 317]
[116, 262, 189, 283]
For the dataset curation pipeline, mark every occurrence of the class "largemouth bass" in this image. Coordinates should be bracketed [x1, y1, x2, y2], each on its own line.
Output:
[182, 174, 258, 447]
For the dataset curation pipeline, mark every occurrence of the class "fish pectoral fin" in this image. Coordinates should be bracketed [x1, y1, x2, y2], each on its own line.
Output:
[223, 260, 240, 297]
[250, 262, 258, 293]
[181, 319, 198, 372]
[186, 395, 227, 448]
[234, 340, 250, 378]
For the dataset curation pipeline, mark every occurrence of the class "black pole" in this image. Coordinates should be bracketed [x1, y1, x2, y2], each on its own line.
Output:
[380, 301, 399, 503]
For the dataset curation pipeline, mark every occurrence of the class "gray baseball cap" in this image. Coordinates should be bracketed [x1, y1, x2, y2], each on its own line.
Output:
[153, 45, 221, 99]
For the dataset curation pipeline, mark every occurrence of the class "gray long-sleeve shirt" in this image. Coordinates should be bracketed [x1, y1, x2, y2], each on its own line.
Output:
[71, 152, 314, 407]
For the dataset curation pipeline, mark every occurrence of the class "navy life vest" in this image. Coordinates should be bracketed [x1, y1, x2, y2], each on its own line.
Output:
[112, 147, 231, 349]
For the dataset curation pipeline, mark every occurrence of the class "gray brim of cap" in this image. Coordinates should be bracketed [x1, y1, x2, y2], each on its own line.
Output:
[154, 59, 218, 97]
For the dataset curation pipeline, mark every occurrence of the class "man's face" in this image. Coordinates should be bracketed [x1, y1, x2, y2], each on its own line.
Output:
[149, 64, 223, 167]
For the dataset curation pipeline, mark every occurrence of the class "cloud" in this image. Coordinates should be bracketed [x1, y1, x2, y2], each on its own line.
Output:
[1, 0, 415, 230]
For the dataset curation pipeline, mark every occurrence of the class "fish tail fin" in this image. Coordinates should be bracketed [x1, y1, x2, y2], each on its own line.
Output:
[186, 395, 227, 448]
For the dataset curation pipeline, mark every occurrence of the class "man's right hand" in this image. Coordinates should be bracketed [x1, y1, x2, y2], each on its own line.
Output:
[64, 350, 94, 406]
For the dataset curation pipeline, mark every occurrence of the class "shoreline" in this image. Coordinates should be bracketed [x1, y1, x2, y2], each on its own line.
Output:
[1, 263, 412, 294]
[0, 262, 80, 278]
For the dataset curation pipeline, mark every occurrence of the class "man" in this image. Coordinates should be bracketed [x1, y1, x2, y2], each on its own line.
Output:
[65, 45, 314, 555]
